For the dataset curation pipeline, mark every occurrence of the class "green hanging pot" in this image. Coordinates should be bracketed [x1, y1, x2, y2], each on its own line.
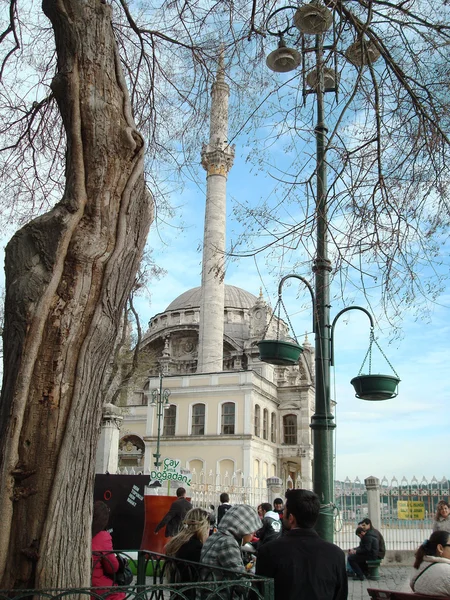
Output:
[258, 339, 303, 366]
[350, 374, 400, 401]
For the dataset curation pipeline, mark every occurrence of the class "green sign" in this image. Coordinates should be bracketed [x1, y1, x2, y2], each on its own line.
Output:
[150, 458, 192, 486]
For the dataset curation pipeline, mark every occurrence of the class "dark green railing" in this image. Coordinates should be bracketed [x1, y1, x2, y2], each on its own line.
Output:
[0, 549, 274, 600]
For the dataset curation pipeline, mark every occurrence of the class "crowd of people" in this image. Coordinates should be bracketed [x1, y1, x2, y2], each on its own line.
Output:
[91, 489, 450, 599]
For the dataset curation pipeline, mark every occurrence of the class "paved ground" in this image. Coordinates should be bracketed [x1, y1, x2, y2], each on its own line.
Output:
[348, 565, 413, 600]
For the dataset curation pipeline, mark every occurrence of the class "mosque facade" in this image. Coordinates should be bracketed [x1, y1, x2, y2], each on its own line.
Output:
[116, 56, 315, 487]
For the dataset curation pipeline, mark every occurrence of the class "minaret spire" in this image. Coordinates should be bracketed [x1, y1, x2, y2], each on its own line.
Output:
[197, 51, 235, 373]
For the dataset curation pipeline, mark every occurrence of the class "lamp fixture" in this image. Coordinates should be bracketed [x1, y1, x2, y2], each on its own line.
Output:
[345, 38, 381, 67]
[294, 1, 333, 35]
[266, 36, 301, 73]
[305, 66, 338, 90]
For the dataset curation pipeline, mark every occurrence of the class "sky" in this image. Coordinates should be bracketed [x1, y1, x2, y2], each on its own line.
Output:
[0, 20, 447, 486]
[133, 115, 450, 485]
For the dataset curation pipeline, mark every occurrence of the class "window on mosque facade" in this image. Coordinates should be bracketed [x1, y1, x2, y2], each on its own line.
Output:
[283, 414, 297, 445]
[163, 405, 176, 436]
[263, 408, 268, 439]
[271, 412, 276, 443]
[221, 402, 235, 435]
[254, 404, 260, 437]
[192, 403, 205, 435]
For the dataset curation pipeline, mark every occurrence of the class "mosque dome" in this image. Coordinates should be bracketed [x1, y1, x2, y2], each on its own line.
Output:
[166, 284, 258, 312]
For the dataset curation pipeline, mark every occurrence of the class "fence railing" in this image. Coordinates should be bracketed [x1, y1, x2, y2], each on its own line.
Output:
[334, 476, 450, 551]
[113, 472, 450, 551]
[0, 550, 274, 600]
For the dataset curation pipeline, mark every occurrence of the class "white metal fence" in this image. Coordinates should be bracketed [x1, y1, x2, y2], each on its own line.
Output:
[334, 476, 450, 551]
[117, 468, 449, 551]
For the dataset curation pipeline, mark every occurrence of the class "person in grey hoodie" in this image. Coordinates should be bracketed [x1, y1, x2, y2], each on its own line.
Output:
[200, 504, 261, 573]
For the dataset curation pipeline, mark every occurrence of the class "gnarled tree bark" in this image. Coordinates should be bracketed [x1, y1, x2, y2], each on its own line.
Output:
[0, 0, 152, 589]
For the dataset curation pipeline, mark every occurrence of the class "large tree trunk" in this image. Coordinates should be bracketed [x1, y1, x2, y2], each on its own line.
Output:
[0, 0, 152, 589]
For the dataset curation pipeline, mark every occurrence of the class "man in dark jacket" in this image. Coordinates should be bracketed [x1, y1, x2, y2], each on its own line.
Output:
[154, 487, 192, 537]
[217, 492, 232, 524]
[348, 526, 379, 580]
[256, 489, 347, 600]
[358, 517, 386, 559]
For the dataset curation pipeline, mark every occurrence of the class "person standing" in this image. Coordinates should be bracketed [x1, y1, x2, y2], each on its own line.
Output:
[155, 487, 193, 538]
[433, 501, 450, 533]
[91, 501, 126, 600]
[165, 508, 210, 598]
[273, 498, 284, 517]
[200, 504, 261, 573]
[256, 489, 347, 600]
[217, 492, 232, 524]
[255, 502, 282, 547]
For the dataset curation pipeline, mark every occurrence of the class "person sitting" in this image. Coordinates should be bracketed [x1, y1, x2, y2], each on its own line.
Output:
[411, 530, 450, 596]
[358, 517, 385, 559]
[346, 527, 364, 575]
[165, 508, 210, 597]
[91, 501, 126, 600]
[348, 522, 379, 580]
[433, 501, 450, 533]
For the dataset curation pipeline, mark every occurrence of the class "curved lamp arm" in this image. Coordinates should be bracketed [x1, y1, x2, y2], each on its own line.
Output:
[330, 306, 374, 366]
[278, 273, 316, 333]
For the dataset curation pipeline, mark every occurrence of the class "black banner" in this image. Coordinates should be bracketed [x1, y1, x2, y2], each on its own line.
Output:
[94, 474, 150, 549]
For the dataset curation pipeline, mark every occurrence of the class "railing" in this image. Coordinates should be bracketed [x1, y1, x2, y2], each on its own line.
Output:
[0, 550, 274, 600]
[334, 476, 450, 551]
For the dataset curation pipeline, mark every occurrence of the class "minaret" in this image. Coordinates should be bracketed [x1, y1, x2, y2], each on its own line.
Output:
[197, 53, 235, 373]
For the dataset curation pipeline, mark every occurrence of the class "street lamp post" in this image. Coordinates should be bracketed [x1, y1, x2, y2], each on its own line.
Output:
[150, 371, 171, 469]
[264, 3, 386, 541]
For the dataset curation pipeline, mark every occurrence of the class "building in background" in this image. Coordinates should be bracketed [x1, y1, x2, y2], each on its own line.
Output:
[117, 57, 315, 486]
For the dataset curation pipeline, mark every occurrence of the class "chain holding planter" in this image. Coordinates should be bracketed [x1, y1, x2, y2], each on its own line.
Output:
[330, 305, 400, 401]
[258, 274, 315, 366]
[258, 275, 400, 401]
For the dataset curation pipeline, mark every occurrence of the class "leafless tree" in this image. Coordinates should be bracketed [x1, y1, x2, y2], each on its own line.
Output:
[0, 0, 448, 590]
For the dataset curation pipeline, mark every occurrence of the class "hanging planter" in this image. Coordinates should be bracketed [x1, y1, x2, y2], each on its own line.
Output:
[258, 339, 303, 366]
[350, 374, 400, 401]
[350, 330, 400, 401]
[257, 292, 303, 366]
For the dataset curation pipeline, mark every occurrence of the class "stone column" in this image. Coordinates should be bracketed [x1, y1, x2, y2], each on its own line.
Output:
[197, 52, 235, 373]
[266, 476, 283, 506]
[95, 403, 123, 474]
[365, 475, 381, 530]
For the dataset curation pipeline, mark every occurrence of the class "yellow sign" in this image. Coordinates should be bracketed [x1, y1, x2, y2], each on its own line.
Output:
[397, 500, 425, 520]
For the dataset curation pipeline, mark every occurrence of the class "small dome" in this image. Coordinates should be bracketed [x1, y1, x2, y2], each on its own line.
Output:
[166, 285, 257, 312]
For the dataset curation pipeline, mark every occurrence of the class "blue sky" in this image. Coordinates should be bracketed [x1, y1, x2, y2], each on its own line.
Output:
[134, 123, 450, 484]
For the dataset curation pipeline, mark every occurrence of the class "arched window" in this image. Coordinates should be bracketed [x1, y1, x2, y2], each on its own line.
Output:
[254, 404, 260, 437]
[163, 405, 176, 436]
[221, 402, 235, 435]
[271, 412, 276, 443]
[192, 403, 205, 435]
[263, 408, 268, 439]
[283, 414, 297, 445]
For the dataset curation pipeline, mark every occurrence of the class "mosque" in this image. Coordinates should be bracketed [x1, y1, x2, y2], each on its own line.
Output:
[116, 59, 315, 486]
